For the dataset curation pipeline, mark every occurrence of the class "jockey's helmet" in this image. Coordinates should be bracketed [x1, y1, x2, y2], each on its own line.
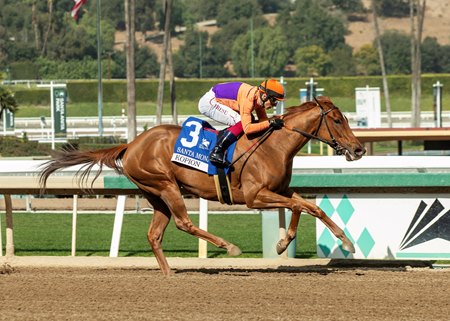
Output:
[258, 79, 285, 101]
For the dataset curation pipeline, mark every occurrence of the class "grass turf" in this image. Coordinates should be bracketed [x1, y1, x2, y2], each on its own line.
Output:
[1, 212, 317, 258]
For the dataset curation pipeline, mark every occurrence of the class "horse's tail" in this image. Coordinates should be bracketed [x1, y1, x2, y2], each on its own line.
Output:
[39, 144, 128, 190]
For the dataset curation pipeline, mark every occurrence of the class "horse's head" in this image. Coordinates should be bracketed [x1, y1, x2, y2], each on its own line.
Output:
[283, 96, 366, 161]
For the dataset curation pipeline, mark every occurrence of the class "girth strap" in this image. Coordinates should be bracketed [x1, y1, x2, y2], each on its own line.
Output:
[213, 168, 233, 205]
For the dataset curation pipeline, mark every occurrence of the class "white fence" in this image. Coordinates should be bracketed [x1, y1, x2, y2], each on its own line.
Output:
[2, 156, 450, 259]
[4, 111, 450, 141]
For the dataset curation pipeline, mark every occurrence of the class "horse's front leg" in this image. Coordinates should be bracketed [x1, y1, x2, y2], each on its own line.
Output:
[246, 188, 302, 255]
[248, 189, 355, 255]
[275, 207, 301, 255]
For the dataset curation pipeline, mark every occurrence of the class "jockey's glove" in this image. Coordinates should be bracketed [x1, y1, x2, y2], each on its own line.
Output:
[269, 118, 284, 129]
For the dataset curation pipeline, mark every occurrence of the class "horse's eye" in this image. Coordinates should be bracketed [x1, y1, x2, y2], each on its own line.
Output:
[334, 119, 342, 124]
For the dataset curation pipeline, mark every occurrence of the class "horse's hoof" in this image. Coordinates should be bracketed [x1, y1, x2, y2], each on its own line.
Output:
[227, 244, 242, 256]
[161, 268, 172, 276]
[276, 240, 287, 255]
[342, 239, 355, 253]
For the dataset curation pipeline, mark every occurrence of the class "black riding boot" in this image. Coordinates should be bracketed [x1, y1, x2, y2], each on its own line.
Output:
[209, 130, 238, 167]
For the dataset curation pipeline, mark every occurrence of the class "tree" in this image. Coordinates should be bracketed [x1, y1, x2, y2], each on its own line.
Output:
[156, 0, 175, 125]
[135, 1, 157, 32]
[354, 44, 380, 75]
[134, 47, 159, 78]
[43, 13, 115, 62]
[216, 0, 262, 27]
[294, 45, 331, 77]
[40, 0, 53, 56]
[257, 0, 291, 14]
[174, 29, 229, 78]
[0, 26, 7, 65]
[278, 0, 347, 56]
[375, 0, 410, 18]
[421, 37, 442, 73]
[379, 30, 411, 74]
[183, 0, 218, 23]
[0, 87, 18, 121]
[211, 17, 267, 62]
[371, 0, 391, 126]
[410, 0, 426, 128]
[328, 45, 356, 76]
[440, 45, 450, 73]
[331, 0, 365, 13]
[125, 0, 136, 142]
[156, 0, 184, 33]
[232, 26, 289, 77]
[30, 0, 39, 51]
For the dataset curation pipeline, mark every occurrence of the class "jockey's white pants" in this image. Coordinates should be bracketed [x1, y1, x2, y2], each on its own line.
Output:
[198, 89, 241, 126]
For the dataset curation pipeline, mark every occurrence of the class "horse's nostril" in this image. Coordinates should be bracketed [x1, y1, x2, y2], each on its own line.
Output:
[355, 148, 366, 156]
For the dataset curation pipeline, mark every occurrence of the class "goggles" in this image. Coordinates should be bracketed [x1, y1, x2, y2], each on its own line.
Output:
[268, 96, 279, 105]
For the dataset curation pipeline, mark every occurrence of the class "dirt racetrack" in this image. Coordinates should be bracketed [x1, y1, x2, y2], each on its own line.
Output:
[0, 257, 449, 321]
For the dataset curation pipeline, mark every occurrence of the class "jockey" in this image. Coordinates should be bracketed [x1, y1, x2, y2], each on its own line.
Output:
[198, 79, 285, 167]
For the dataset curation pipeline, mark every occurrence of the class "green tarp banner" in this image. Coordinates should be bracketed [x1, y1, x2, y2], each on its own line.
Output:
[53, 87, 67, 135]
[3, 108, 14, 130]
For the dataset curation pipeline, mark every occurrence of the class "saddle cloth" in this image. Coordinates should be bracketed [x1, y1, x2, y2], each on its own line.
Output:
[171, 116, 237, 175]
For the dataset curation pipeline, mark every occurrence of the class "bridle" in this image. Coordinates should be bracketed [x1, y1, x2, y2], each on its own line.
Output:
[230, 97, 346, 166]
[284, 97, 345, 155]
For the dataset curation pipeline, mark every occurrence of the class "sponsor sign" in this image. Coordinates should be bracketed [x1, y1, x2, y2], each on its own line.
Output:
[316, 194, 450, 260]
[355, 86, 381, 128]
[53, 87, 67, 135]
[2, 108, 14, 130]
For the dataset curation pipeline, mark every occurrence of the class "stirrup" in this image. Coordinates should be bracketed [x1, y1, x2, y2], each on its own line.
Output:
[209, 152, 230, 168]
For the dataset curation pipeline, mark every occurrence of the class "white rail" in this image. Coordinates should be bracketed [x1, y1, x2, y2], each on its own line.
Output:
[2, 156, 450, 258]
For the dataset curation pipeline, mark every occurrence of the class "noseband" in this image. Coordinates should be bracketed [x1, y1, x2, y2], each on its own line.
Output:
[231, 98, 345, 166]
[285, 97, 345, 155]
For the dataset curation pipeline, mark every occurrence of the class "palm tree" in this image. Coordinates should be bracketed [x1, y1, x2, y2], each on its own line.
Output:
[0, 87, 18, 121]
[156, 0, 172, 125]
[41, 0, 54, 56]
[410, 0, 426, 127]
[125, 0, 136, 141]
[371, 0, 392, 127]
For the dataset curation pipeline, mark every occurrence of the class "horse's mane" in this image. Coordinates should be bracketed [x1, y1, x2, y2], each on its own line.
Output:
[283, 96, 334, 118]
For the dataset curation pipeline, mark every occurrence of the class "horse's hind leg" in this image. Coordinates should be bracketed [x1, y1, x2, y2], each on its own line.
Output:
[161, 185, 242, 257]
[145, 194, 172, 275]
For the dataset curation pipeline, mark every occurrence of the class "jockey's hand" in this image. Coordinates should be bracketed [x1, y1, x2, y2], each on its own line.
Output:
[269, 118, 284, 130]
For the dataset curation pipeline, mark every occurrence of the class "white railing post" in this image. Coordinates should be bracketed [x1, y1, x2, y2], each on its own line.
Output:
[109, 195, 127, 257]
[5, 195, 14, 256]
[71, 195, 78, 257]
[198, 198, 208, 258]
[0, 198, 3, 257]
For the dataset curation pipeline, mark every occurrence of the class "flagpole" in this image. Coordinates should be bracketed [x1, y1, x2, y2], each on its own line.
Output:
[96, 0, 104, 136]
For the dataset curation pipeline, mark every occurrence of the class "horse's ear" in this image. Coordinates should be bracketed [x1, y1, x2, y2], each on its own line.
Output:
[315, 96, 332, 104]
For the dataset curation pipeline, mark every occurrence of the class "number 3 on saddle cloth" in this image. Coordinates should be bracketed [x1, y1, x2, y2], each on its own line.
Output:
[171, 116, 237, 204]
[171, 116, 237, 175]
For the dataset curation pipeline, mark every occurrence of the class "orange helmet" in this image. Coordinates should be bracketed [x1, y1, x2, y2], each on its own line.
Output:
[258, 79, 285, 101]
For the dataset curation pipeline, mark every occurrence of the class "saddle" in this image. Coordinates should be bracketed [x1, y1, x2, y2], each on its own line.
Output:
[171, 116, 236, 204]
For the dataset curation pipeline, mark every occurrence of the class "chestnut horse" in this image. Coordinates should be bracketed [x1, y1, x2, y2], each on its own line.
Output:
[39, 96, 365, 275]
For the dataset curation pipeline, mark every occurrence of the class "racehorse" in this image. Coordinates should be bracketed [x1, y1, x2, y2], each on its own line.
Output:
[39, 96, 365, 275]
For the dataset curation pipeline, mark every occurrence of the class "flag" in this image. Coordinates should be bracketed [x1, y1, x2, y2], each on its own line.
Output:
[71, 0, 88, 20]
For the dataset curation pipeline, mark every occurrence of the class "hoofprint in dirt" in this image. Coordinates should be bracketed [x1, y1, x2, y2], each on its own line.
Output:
[0, 265, 448, 321]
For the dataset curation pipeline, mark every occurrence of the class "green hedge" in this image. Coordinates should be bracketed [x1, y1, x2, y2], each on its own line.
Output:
[0, 136, 127, 157]
[14, 89, 50, 105]
[9, 74, 450, 105]
[0, 136, 51, 157]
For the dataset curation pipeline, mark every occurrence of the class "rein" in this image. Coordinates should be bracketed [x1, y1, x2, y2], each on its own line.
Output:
[284, 97, 344, 155]
[229, 97, 345, 166]
[229, 127, 274, 167]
